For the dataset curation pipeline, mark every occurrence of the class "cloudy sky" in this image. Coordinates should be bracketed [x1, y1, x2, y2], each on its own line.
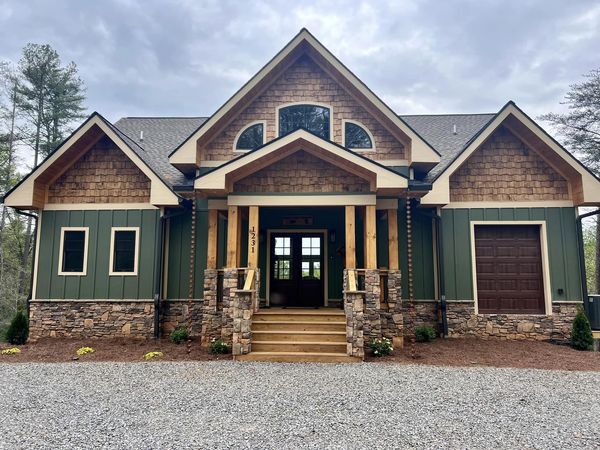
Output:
[1, 0, 599, 123]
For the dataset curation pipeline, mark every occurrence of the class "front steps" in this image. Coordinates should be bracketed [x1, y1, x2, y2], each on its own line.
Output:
[236, 308, 360, 363]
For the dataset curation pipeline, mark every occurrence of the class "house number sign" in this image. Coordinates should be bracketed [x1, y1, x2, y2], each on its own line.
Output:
[249, 226, 257, 255]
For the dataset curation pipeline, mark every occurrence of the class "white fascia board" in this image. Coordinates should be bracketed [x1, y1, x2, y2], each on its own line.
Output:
[194, 130, 407, 191]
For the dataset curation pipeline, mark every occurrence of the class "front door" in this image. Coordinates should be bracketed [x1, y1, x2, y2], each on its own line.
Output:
[269, 233, 324, 307]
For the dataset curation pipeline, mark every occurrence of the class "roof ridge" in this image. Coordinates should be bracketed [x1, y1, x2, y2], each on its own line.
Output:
[119, 116, 209, 119]
[399, 112, 496, 117]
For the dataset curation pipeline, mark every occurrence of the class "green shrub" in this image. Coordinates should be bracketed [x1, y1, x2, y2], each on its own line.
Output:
[370, 337, 393, 357]
[170, 327, 189, 345]
[571, 307, 594, 351]
[415, 325, 437, 343]
[5, 310, 28, 345]
[209, 338, 230, 354]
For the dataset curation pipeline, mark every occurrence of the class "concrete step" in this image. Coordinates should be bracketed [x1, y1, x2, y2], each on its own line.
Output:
[252, 340, 347, 353]
[252, 320, 346, 332]
[252, 330, 346, 343]
[236, 351, 360, 363]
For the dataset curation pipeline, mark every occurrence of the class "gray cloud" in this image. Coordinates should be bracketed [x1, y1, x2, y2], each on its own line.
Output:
[0, 0, 598, 123]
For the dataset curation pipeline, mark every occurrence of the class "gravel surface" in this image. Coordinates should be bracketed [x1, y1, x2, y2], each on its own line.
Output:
[1, 361, 599, 449]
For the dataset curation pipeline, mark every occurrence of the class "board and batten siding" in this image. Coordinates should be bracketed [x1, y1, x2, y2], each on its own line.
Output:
[441, 207, 582, 302]
[36, 209, 160, 300]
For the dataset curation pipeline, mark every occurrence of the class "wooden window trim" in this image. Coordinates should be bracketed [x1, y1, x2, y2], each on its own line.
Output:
[232, 120, 267, 153]
[342, 119, 376, 153]
[58, 227, 89, 276]
[109, 227, 140, 276]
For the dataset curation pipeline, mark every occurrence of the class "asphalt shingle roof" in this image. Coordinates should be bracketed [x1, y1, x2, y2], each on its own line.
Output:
[111, 113, 496, 187]
[113, 117, 207, 187]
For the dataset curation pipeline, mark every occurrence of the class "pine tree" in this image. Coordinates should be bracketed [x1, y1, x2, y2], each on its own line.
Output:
[571, 307, 594, 351]
[5, 310, 28, 345]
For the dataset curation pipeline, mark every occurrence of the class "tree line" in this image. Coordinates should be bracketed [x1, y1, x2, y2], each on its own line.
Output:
[0, 44, 86, 336]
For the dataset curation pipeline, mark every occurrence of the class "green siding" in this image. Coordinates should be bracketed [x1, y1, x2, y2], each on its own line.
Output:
[36, 209, 160, 300]
[440, 207, 582, 302]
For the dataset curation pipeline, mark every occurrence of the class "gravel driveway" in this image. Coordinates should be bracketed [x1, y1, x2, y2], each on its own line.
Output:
[1, 361, 598, 449]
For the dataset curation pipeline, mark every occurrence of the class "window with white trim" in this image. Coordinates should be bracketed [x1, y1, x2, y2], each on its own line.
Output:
[110, 227, 139, 275]
[235, 122, 264, 151]
[59, 227, 89, 275]
[344, 121, 373, 150]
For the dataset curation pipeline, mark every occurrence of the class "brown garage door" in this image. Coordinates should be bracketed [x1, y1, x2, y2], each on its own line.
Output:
[474, 225, 545, 314]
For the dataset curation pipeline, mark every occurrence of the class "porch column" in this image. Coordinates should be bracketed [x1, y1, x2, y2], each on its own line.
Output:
[345, 206, 356, 269]
[207, 209, 218, 269]
[226, 205, 240, 268]
[388, 209, 399, 270]
[364, 205, 377, 269]
[247, 206, 259, 269]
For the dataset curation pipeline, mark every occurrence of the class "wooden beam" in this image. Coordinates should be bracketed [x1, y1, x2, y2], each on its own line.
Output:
[365, 205, 377, 269]
[226, 205, 239, 268]
[207, 209, 218, 269]
[236, 208, 243, 267]
[388, 209, 399, 270]
[247, 206, 259, 269]
[345, 206, 356, 269]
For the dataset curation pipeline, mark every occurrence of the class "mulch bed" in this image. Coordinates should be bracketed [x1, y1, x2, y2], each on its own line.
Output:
[1, 337, 598, 371]
[0, 337, 227, 363]
[367, 338, 600, 371]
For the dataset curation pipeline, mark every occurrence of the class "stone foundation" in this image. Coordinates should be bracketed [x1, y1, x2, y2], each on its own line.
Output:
[29, 301, 155, 339]
[160, 300, 203, 337]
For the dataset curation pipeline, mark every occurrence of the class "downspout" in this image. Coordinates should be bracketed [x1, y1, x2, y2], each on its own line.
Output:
[15, 209, 38, 318]
[153, 203, 191, 339]
[415, 206, 448, 337]
[576, 208, 600, 317]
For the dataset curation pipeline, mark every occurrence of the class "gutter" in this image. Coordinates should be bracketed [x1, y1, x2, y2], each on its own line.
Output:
[576, 208, 600, 317]
[415, 205, 448, 337]
[153, 205, 190, 339]
[15, 209, 38, 318]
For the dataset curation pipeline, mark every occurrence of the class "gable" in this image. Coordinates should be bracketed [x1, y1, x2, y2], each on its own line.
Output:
[449, 126, 569, 202]
[169, 29, 439, 172]
[47, 136, 151, 204]
[233, 150, 370, 193]
[204, 55, 406, 162]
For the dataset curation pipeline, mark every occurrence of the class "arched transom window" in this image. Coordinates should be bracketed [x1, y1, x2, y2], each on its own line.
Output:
[344, 121, 374, 150]
[235, 122, 265, 151]
[278, 104, 330, 140]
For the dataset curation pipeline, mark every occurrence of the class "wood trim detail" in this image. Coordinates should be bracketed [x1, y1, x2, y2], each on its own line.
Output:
[345, 205, 356, 269]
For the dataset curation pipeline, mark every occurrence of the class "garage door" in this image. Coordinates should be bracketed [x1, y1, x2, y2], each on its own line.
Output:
[474, 225, 545, 314]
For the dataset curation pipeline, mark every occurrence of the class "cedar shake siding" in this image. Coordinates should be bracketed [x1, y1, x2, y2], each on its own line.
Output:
[233, 150, 370, 193]
[204, 55, 406, 161]
[449, 126, 570, 202]
[47, 136, 151, 204]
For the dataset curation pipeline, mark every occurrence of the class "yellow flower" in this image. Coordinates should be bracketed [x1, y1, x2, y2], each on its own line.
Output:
[76, 347, 95, 356]
[143, 351, 163, 360]
[1, 347, 21, 355]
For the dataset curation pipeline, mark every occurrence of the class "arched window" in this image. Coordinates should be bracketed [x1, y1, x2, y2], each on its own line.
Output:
[344, 121, 373, 150]
[235, 122, 264, 151]
[278, 104, 330, 139]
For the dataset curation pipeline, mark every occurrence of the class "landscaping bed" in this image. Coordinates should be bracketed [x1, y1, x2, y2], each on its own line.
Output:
[371, 337, 600, 371]
[0, 337, 227, 363]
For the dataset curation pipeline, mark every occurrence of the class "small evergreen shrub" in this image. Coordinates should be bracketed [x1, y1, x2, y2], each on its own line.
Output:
[209, 338, 230, 354]
[170, 327, 189, 345]
[5, 310, 28, 345]
[571, 307, 594, 351]
[143, 351, 163, 360]
[370, 337, 393, 357]
[415, 325, 437, 343]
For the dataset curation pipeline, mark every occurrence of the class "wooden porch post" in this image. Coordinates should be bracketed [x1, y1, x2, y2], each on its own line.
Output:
[226, 205, 240, 268]
[207, 209, 218, 269]
[345, 206, 356, 269]
[388, 209, 399, 270]
[247, 206, 259, 269]
[365, 205, 377, 269]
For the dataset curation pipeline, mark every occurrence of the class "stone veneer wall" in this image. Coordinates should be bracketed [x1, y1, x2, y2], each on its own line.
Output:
[29, 301, 155, 339]
[203, 55, 406, 161]
[401, 301, 579, 341]
[449, 126, 570, 202]
[47, 136, 151, 204]
[233, 150, 370, 193]
[160, 300, 203, 337]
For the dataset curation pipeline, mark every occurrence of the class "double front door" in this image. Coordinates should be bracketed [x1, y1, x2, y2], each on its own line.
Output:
[269, 233, 324, 307]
